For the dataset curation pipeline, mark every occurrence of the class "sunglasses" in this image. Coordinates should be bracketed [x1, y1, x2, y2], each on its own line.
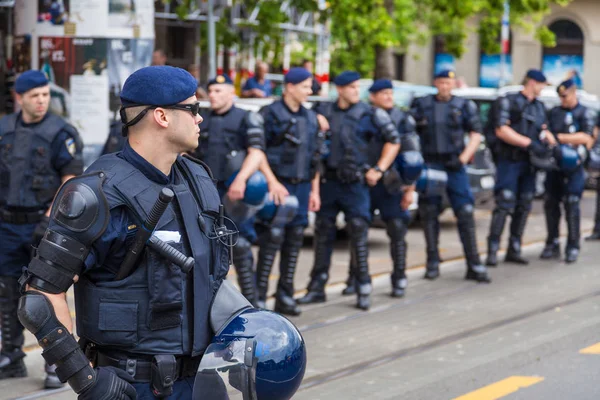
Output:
[164, 101, 202, 116]
[120, 101, 202, 135]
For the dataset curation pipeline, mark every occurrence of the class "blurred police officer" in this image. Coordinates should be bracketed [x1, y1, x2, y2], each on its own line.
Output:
[298, 71, 400, 310]
[100, 119, 126, 155]
[255, 68, 323, 316]
[343, 79, 417, 298]
[585, 115, 600, 241]
[485, 70, 553, 267]
[17, 66, 262, 399]
[194, 74, 265, 305]
[0, 70, 83, 388]
[410, 70, 490, 283]
[540, 79, 595, 263]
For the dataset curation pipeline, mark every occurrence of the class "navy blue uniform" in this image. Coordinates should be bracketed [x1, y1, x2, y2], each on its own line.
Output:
[486, 92, 547, 265]
[256, 99, 321, 315]
[298, 100, 400, 309]
[589, 115, 600, 239]
[100, 120, 126, 156]
[196, 105, 265, 305]
[410, 94, 489, 282]
[541, 103, 595, 261]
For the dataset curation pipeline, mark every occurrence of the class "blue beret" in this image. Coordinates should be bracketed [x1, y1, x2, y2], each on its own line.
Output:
[15, 70, 49, 94]
[284, 67, 312, 84]
[526, 69, 547, 83]
[120, 66, 198, 106]
[207, 74, 234, 87]
[334, 71, 360, 86]
[434, 70, 456, 79]
[557, 78, 575, 94]
[369, 79, 393, 93]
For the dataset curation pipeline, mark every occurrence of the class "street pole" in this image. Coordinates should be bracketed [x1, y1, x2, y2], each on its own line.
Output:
[208, 0, 216, 77]
[500, 0, 510, 87]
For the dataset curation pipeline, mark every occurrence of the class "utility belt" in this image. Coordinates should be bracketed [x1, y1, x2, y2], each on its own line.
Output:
[93, 350, 201, 388]
[0, 208, 45, 224]
[279, 177, 311, 185]
[423, 153, 456, 164]
[323, 168, 364, 184]
[496, 143, 529, 163]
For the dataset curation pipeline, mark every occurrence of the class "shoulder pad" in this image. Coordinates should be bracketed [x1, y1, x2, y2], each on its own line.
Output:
[404, 114, 416, 134]
[449, 96, 466, 108]
[0, 113, 18, 134]
[50, 172, 110, 246]
[314, 101, 333, 118]
[465, 99, 478, 115]
[245, 111, 264, 129]
[372, 107, 393, 128]
[182, 154, 215, 181]
[498, 96, 510, 110]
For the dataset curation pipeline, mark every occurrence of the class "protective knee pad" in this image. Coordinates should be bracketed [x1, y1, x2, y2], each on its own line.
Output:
[495, 189, 516, 213]
[515, 192, 534, 213]
[232, 236, 253, 265]
[457, 204, 474, 220]
[385, 218, 407, 242]
[347, 217, 369, 237]
[18, 291, 95, 393]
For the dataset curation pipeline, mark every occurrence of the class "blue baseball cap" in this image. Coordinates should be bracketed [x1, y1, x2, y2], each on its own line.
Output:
[284, 67, 312, 84]
[526, 69, 548, 83]
[369, 79, 393, 93]
[120, 66, 198, 106]
[207, 74, 234, 87]
[14, 70, 49, 94]
[334, 71, 360, 86]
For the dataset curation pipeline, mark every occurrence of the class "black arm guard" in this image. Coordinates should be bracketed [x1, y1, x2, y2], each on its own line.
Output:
[582, 107, 596, 135]
[372, 107, 401, 144]
[496, 96, 511, 128]
[245, 111, 266, 150]
[18, 291, 96, 393]
[23, 172, 110, 294]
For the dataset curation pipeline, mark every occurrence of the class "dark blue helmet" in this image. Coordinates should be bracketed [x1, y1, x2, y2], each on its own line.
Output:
[257, 195, 299, 226]
[558, 144, 581, 172]
[225, 170, 269, 206]
[395, 150, 424, 185]
[194, 309, 307, 400]
[587, 144, 600, 171]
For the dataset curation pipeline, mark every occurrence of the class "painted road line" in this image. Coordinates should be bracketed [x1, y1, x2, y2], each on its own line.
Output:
[579, 342, 600, 354]
[453, 376, 545, 400]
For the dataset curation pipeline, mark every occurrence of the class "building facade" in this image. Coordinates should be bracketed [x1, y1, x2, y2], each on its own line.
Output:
[403, 0, 600, 95]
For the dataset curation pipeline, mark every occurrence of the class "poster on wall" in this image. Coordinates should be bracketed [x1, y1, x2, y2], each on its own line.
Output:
[13, 36, 32, 74]
[480, 54, 513, 88]
[433, 53, 455, 78]
[39, 36, 109, 144]
[542, 54, 584, 88]
[107, 38, 153, 117]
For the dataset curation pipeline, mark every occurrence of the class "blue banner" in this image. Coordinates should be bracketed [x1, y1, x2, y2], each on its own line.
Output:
[479, 54, 513, 88]
[434, 53, 455, 77]
[542, 54, 584, 88]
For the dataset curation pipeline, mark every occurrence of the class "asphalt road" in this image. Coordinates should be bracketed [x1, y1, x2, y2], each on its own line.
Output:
[4, 191, 600, 400]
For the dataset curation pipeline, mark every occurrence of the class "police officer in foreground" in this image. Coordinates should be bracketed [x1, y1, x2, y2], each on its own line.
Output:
[485, 69, 553, 267]
[194, 73, 265, 305]
[585, 116, 600, 241]
[0, 70, 83, 388]
[298, 71, 401, 310]
[343, 79, 417, 298]
[17, 66, 307, 399]
[255, 68, 322, 316]
[410, 70, 490, 283]
[100, 119, 126, 155]
[540, 79, 595, 263]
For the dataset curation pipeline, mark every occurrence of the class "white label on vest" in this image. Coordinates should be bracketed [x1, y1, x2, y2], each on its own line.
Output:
[154, 231, 181, 243]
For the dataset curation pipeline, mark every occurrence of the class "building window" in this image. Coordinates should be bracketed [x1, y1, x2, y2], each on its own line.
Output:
[542, 19, 584, 87]
[394, 53, 404, 81]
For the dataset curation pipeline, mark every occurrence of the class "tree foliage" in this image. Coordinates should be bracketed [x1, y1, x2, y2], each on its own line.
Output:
[171, 0, 574, 77]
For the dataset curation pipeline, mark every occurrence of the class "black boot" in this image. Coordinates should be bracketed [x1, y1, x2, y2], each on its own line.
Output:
[540, 240, 560, 259]
[387, 219, 408, 298]
[274, 226, 304, 316]
[565, 195, 581, 264]
[486, 207, 509, 267]
[348, 218, 371, 310]
[586, 181, 600, 241]
[0, 277, 27, 380]
[457, 205, 491, 283]
[44, 363, 64, 389]
[505, 196, 532, 265]
[540, 196, 561, 260]
[255, 228, 285, 309]
[297, 217, 336, 305]
[232, 237, 258, 307]
[342, 251, 356, 296]
[421, 203, 441, 280]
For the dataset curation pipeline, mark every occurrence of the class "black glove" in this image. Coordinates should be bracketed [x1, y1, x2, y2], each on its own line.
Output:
[78, 367, 137, 400]
[444, 155, 464, 172]
[32, 215, 49, 247]
[527, 141, 549, 158]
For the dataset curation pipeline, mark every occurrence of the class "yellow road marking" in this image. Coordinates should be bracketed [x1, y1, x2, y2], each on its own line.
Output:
[580, 342, 600, 354]
[453, 376, 544, 400]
